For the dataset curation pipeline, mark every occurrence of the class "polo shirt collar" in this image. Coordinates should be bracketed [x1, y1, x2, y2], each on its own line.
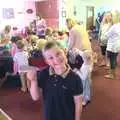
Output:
[49, 64, 71, 78]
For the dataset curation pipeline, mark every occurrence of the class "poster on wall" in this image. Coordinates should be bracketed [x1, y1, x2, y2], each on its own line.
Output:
[2, 8, 14, 19]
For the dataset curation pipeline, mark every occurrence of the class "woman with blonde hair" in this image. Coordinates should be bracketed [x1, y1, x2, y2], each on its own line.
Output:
[104, 11, 120, 79]
[98, 12, 112, 66]
[66, 18, 92, 51]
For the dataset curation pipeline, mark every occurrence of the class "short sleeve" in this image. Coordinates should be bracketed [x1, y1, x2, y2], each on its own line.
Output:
[105, 26, 114, 38]
[13, 55, 17, 62]
[70, 73, 83, 96]
[37, 67, 49, 88]
[24, 51, 29, 58]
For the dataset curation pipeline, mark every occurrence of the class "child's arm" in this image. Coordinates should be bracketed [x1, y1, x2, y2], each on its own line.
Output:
[74, 95, 83, 120]
[76, 66, 88, 81]
[27, 69, 40, 101]
[13, 61, 18, 75]
[13, 56, 18, 75]
[72, 75, 83, 120]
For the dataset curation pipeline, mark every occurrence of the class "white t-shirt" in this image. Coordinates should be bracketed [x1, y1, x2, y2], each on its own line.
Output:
[76, 64, 92, 81]
[105, 23, 120, 53]
[99, 23, 111, 45]
[73, 49, 93, 81]
[13, 51, 29, 73]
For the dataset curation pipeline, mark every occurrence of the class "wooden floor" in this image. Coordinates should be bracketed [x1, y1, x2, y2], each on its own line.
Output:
[0, 40, 120, 120]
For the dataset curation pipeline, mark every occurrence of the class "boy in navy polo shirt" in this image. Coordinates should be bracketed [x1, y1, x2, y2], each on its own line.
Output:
[27, 41, 83, 120]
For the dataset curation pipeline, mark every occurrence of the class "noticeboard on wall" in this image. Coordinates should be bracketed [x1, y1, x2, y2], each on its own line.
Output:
[2, 8, 15, 19]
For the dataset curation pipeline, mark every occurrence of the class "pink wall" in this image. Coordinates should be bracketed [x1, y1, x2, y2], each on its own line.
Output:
[0, 0, 59, 29]
[0, 1, 36, 29]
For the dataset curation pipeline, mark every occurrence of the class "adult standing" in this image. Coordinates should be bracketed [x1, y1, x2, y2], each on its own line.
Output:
[66, 18, 92, 52]
[104, 11, 120, 79]
[0, 25, 11, 46]
[98, 12, 112, 66]
[36, 15, 46, 39]
[95, 12, 103, 33]
[66, 18, 93, 70]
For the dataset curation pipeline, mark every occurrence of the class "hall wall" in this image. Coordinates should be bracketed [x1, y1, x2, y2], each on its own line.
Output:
[0, 0, 36, 29]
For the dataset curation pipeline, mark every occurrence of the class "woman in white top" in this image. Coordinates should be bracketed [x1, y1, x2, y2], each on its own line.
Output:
[98, 12, 112, 66]
[104, 11, 120, 79]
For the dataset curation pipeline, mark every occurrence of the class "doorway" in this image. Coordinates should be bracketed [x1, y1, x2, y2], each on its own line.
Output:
[86, 6, 94, 30]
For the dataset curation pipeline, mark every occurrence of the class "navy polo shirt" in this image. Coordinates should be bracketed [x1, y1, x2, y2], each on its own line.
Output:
[37, 67, 83, 120]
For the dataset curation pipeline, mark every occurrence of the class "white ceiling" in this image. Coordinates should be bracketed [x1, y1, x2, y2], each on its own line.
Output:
[24, 0, 47, 1]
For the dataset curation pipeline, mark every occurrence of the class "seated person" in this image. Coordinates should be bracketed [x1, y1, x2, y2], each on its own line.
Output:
[29, 39, 48, 69]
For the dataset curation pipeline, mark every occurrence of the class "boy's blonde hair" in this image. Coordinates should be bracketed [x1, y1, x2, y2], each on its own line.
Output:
[36, 39, 47, 50]
[16, 40, 25, 49]
[42, 41, 63, 55]
[4, 25, 11, 32]
[45, 27, 53, 36]
[52, 29, 58, 34]
[30, 35, 39, 42]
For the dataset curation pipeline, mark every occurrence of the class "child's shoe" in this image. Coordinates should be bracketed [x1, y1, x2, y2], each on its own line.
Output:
[21, 87, 27, 92]
[82, 100, 91, 107]
[104, 74, 114, 79]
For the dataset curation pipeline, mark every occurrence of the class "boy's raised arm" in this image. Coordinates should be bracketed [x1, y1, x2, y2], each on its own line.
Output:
[27, 69, 40, 101]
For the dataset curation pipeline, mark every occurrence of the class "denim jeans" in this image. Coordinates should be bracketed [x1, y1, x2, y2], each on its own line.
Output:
[107, 51, 118, 69]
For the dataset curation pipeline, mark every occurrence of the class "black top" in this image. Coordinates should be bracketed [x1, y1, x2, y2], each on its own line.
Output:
[37, 67, 83, 120]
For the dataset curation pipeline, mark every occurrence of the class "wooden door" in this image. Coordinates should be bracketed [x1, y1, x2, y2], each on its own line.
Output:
[86, 6, 94, 30]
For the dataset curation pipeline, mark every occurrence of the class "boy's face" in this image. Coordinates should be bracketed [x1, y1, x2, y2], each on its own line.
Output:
[52, 32, 58, 40]
[43, 46, 67, 70]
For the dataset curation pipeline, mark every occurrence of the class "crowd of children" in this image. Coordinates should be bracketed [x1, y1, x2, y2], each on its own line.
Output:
[0, 17, 95, 120]
[0, 9, 120, 120]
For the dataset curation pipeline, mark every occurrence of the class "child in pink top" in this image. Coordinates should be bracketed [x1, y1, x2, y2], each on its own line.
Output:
[10, 36, 22, 57]
[13, 40, 29, 92]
